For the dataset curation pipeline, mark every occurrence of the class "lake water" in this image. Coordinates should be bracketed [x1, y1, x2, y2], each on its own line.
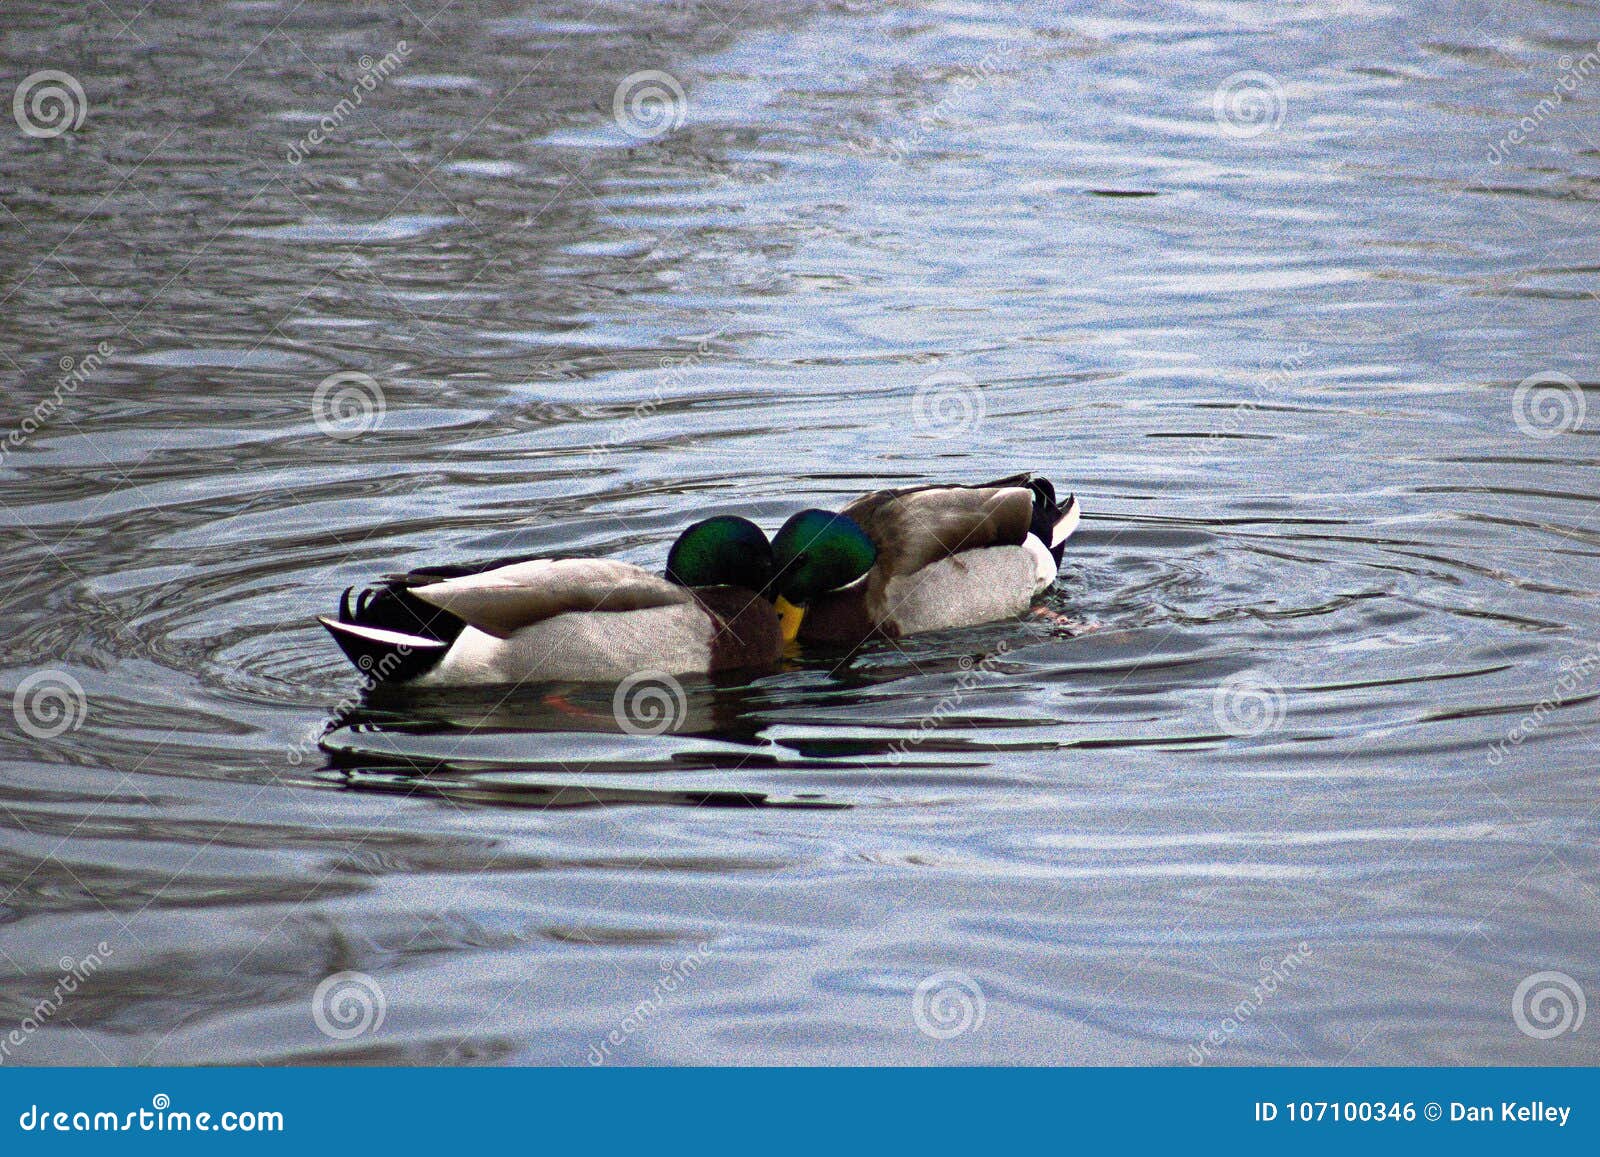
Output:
[2, 0, 1598, 1065]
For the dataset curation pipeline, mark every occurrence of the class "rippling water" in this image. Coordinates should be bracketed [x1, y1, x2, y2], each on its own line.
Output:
[2, 0, 1598, 1065]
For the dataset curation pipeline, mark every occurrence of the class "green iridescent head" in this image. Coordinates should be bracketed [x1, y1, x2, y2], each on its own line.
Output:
[769, 509, 877, 605]
[665, 515, 774, 593]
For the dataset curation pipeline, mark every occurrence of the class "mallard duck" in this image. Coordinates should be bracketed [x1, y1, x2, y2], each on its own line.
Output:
[318, 512, 877, 686]
[774, 473, 1079, 644]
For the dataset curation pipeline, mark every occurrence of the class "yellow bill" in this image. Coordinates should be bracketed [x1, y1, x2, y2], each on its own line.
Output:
[774, 596, 806, 643]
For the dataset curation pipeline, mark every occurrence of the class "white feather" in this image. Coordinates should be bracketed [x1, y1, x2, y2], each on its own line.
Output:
[1022, 534, 1058, 593]
[1051, 495, 1080, 547]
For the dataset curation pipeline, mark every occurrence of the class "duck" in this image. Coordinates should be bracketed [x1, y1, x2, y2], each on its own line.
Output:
[773, 473, 1080, 644]
[318, 511, 877, 686]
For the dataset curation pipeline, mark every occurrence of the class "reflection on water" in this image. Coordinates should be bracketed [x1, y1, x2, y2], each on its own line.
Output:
[1, 0, 1598, 1064]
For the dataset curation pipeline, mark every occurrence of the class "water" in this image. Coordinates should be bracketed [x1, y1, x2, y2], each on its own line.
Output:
[2, 0, 1598, 1065]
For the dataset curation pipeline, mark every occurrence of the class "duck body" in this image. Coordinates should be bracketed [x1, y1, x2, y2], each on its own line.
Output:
[321, 517, 785, 687]
[796, 473, 1079, 643]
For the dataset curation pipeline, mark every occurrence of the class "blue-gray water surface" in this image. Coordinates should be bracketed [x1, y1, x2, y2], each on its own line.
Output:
[2, 0, 1598, 1065]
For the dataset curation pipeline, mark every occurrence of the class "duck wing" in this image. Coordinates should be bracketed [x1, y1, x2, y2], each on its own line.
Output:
[842, 479, 1036, 577]
[409, 558, 694, 639]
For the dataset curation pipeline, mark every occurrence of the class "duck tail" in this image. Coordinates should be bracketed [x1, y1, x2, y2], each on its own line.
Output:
[318, 582, 462, 684]
[1026, 478, 1080, 563]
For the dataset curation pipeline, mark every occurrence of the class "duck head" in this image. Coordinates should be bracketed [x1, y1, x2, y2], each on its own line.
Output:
[665, 515, 775, 594]
[768, 509, 878, 641]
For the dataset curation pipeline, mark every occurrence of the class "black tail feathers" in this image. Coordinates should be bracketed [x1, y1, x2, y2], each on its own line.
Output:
[1026, 477, 1077, 564]
[319, 580, 466, 684]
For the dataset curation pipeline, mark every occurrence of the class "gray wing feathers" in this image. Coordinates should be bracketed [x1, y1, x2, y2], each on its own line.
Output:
[411, 558, 692, 638]
[843, 484, 1035, 580]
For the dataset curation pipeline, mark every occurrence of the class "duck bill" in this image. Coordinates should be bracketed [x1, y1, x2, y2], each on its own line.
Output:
[774, 596, 806, 643]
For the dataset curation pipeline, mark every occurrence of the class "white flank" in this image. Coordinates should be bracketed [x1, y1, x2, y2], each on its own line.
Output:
[1022, 534, 1059, 592]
